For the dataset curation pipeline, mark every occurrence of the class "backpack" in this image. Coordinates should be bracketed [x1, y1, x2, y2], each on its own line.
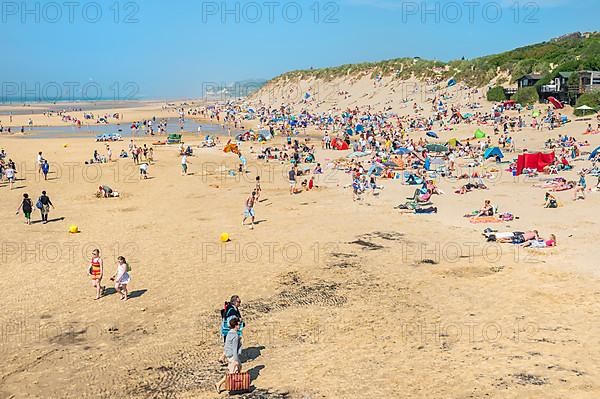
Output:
[220, 301, 230, 320]
[220, 302, 244, 336]
[23, 198, 33, 212]
[36, 198, 43, 209]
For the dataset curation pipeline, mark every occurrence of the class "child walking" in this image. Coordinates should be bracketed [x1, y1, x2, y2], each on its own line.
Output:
[16, 193, 33, 225]
[88, 249, 105, 300]
[111, 256, 131, 301]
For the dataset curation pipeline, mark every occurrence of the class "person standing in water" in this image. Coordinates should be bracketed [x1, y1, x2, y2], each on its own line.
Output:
[88, 249, 105, 300]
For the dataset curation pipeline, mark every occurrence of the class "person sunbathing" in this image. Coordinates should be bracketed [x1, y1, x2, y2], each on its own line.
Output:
[535, 177, 566, 188]
[522, 234, 556, 248]
[455, 185, 470, 194]
[396, 205, 438, 214]
[496, 230, 539, 244]
[550, 181, 574, 192]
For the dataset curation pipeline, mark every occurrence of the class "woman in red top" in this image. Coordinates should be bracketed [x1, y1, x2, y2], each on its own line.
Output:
[88, 249, 105, 300]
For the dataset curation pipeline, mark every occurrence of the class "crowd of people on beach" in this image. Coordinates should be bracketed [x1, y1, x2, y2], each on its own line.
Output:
[4, 77, 600, 395]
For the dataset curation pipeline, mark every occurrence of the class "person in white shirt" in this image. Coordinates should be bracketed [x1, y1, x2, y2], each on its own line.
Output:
[139, 163, 149, 179]
[181, 154, 189, 175]
[5, 167, 16, 190]
[36, 152, 44, 173]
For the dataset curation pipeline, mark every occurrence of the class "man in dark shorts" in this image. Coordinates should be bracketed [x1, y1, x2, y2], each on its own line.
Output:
[288, 166, 297, 195]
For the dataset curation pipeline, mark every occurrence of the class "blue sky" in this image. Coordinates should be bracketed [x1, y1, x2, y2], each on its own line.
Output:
[1, 0, 597, 99]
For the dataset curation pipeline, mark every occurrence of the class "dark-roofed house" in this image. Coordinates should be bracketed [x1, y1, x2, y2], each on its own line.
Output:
[517, 73, 543, 89]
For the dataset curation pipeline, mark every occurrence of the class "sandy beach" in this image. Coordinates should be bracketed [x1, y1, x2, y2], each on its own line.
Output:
[3, 0, 600, 395]
[1, 91, 600, 398]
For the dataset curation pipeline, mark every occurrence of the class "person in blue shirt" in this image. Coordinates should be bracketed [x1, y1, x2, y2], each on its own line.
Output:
[41, 160, 50, 181]
[574, 172, 586, 201]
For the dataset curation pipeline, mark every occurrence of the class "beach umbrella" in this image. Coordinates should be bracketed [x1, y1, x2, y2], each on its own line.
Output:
[589, 146, 600, 160]
[426, 131, 439, 139]
[356, 124, 365, 133]
[425, 144, 448, 153]
[258, 129, 272, 141]
[474, 129, 486, 139]
[576, 105, 595, 115]
[484, 147, 504, 160]
[347, 151, 370, 159]
[447, 78, 456, 87]
[394, 148, 411, 155]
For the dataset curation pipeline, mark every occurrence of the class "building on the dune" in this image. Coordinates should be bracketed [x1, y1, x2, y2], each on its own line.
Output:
[517, 73, 543, 89]
[576, 70, 600, 93]
[504, 70, 600, 106]
[539, 72, 575, 103]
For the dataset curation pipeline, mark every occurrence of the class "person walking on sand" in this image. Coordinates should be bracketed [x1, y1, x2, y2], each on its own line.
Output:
[88, 249, 105, 300]
[219, 296, 244, 362]
[41, 160, 50, 181]
[215, 317, 242, 393]
[38, 190, 54, 224]
[181, 153, 189, 176]
[16, 193, 33, 225]
[5, 164, 16, 190]
[36, 152, 44, 174]
[110, 256, 131, 301]
[288, 165, 297, 195]
[254, 176, 262, 201]
[242, 191, 256, 229]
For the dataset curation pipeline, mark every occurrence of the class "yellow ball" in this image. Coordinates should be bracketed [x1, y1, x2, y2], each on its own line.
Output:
[69, 225, 79, 234]
[63, 144, 68, 148]
[220, 232, 229, 242]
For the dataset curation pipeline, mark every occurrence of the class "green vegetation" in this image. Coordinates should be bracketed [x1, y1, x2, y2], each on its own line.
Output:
[513, 87, 539, 105]
[486, 86, 507, 102]
[574, 90, 600, 116]
[267, 32, 600, 88]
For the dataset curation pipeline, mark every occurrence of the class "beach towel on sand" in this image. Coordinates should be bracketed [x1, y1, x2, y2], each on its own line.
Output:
[469, 216, 502, 224]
